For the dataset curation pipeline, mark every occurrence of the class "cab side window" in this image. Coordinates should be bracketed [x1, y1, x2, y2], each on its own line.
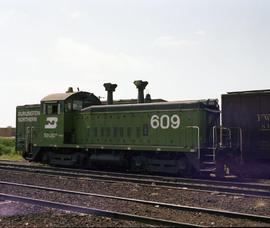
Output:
[73, 100, 83, 111]
[64, 100, 83, 112]
[44, 103, 59, 114]
[65, 102, 72, 112]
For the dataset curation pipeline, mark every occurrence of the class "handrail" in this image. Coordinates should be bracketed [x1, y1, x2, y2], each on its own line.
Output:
[219, 127, 232, 148]
[31, 126, 34, 146]
[25, 126, 34, 153]
[212, 126, 243, 162]
[225, 126, 243, 162]
[25, 127, 29, 152]
[239, 127, 243, 162]
[185, 126, 200, 159]
[212, 126, 217, 161]
[212, 126, 232, 162]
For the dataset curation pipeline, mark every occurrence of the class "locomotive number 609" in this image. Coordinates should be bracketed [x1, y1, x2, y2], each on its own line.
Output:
[150, 114, 180, 129]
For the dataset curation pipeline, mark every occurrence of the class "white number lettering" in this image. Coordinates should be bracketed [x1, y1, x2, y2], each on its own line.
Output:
[160, 115, 170, 129]
[151, 115, 159, 129]
[171, 114, 180, 129]
[150, 114, 180, 129]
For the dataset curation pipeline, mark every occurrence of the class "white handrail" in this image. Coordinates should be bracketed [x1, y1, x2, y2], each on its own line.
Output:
[186, 126, 200, 159]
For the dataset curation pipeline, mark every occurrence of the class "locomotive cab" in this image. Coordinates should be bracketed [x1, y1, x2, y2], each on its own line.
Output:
[39, 89, 101, 146]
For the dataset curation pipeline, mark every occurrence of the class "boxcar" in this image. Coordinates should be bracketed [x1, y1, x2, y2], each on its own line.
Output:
[222, 90, 270, 175]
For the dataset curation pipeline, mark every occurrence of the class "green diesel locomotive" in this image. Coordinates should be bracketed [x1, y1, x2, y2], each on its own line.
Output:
[16, 80, 237, 176]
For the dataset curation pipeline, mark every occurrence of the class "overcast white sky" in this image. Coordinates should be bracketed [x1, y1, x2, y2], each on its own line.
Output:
[1, 0, 269, 127]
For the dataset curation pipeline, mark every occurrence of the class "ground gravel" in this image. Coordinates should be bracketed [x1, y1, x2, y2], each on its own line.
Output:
[1, 163, 270, 227]
[0, 201, 148, 227]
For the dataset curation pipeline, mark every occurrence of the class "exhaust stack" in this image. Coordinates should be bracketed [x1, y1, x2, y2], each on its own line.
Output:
[134, 80, 148, 103]
[66, 87, 74, 93]
[103, 83, 117, 105]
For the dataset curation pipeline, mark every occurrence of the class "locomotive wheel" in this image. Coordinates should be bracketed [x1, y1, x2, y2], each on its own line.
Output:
[41, 152, 49, 164]
[130, 156, 145, 173]
[81, 156, 89, 169]
[178, 157, 193, 176]
[215, 160, 225, 178]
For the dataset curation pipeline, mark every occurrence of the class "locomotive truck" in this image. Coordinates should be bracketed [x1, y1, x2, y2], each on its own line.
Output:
[16, 81, 270, 177]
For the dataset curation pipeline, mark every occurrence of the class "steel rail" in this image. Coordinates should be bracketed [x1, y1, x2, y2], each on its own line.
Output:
[1, 163, 270, 199]
[1, 161, 270, 190]
[0, 160, 268, 185]
[0, 193, 201, 227]
[1, 181, 270, 224]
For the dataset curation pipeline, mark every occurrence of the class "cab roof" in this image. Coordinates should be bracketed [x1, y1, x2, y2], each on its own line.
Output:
[41, 92, 76, 102]
[41, 91, 101, 103]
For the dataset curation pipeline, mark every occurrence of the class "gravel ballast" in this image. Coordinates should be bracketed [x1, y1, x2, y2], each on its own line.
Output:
[1, 165, 270, 227]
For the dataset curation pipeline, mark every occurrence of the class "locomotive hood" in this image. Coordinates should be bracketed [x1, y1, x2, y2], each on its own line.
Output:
[82, 99, 219, 112]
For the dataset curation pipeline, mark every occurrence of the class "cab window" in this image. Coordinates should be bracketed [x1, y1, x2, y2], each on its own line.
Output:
[45, 103, 59, 114]
[73, 100, 83, 111]
[65, 100, 83, 112]
[65, 102, 72, 112]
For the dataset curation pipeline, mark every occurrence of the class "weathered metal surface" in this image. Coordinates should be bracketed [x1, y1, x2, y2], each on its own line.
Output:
[41, 91, 100, 103]
[16, 104, 41, 153]
[222, 90, 270, 161]
[83, 99, 219, 112]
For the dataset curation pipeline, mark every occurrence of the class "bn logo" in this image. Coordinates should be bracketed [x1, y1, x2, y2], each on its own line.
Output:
[45, 117, 58, 129]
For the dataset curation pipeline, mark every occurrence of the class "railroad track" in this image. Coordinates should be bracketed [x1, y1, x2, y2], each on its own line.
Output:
[1, 161, 270, 198]
[0, 193, 196, 227]
[1, 181, 270, 227]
